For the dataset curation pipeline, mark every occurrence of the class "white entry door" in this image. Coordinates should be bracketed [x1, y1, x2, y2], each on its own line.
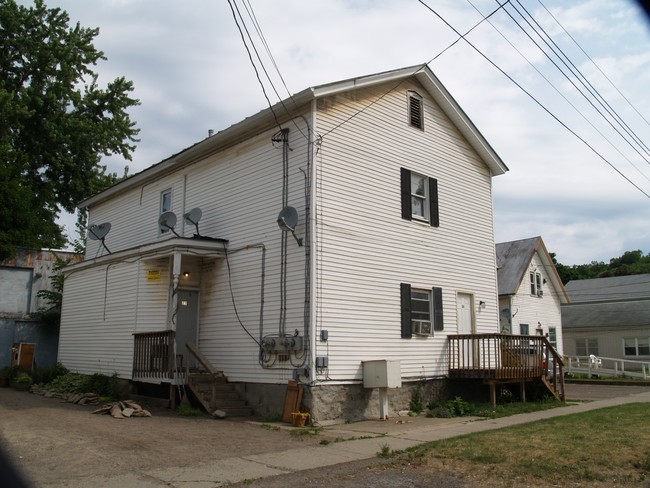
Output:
[457, 293, 475, 367]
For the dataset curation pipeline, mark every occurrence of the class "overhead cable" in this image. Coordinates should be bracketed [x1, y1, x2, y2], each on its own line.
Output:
[416, 0, 650, 199]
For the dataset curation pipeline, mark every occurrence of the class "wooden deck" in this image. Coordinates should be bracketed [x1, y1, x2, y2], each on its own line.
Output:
[448, 333, 565, 405]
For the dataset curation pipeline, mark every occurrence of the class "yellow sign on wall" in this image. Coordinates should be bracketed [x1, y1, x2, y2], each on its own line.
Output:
[147, 269, 162, 282]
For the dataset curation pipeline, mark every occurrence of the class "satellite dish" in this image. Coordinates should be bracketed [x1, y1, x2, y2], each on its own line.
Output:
[158, 211, 180, 237]
[88, 222, 112, 254]
[88, 223, 111, 240]
[184, 207, 202, 225]
[183, 207, 203, 236]
[277, 207, 298, 232]
[277, 207, 303, 246]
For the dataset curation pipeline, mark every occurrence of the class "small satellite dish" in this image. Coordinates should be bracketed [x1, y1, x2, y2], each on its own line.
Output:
[88, 222, 112, 254]
[184, 207, 202, 225]
[158, 211, 180, 237]
[88, 223, 111, 240]
[183, 207, 203, 236]
[277, 207, 298, 232]
[277, 207, 303, 246]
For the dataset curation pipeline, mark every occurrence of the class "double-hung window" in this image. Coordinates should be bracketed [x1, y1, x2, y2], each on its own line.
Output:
[575, 338, 598, 356]
[400, 283, 443, 338]
[400, 168, 439, 227]
[159, 189, 172, 234]
[623, 337, 650, 357]
[530, 271, 543, 296]
[548, 327, 557, 349]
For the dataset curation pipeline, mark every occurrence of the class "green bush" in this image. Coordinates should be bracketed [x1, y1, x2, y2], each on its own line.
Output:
[44, 372, 118, 397]
[409, 384, 425, 413]
[428, 396, 474, 418]
[32, 363, 69, 385]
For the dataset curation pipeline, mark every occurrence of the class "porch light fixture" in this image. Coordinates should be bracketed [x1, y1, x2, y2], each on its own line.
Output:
[182, 271, 190, 278]
[478, 301, 486, 309]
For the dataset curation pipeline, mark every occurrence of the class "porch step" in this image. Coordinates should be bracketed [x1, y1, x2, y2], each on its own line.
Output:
[187, 373, 253, 418]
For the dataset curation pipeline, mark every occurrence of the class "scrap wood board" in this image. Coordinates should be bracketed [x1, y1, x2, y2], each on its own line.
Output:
[282, 380, 303, 423]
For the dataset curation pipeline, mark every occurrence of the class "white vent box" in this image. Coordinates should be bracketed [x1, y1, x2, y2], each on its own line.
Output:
[363, 360, 401, 388]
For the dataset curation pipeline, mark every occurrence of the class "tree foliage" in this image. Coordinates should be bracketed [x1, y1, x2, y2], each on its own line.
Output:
[0, 0, 139, 260]
[551, 250, 650, 284]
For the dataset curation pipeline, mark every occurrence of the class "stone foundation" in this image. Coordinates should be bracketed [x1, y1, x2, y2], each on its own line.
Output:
[231, 379, 449, 422]
[306, 379, 449, 423]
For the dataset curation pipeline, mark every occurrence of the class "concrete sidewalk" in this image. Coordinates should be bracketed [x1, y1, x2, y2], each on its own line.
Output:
[50, 388, 650, 488]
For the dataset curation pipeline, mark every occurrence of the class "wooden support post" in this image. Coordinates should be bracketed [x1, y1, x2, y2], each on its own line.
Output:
[489, 382, 496, 409]
[520, 381, 526, 403]
[169, 384, 177, 409]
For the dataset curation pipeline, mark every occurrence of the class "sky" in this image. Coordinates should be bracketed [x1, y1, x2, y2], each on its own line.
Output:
[26, 0, 650, 265]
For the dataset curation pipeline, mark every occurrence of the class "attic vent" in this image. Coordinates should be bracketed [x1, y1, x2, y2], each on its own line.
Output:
[408, 91, 423, 130]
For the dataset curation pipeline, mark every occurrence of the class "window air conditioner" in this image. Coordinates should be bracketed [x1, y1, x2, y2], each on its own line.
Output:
[413, 321, 432, 336]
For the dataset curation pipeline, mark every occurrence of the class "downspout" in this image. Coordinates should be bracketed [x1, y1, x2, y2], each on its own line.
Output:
[181, 174, 187, 236]
[309, 99, 318, 385]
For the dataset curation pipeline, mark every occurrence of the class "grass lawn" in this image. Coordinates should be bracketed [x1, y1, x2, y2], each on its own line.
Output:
[392, 403, 650, 487]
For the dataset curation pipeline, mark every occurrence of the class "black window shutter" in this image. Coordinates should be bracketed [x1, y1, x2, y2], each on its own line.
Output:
[429, 177, 439, 227]
[433, 287, 444, 331]
[400, 168, 412, 221]
[400, 283, 412, 338]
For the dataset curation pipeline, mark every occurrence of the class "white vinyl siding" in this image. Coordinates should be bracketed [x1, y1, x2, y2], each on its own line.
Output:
[313, 80, 499, 381]
[508, 252, 564, 355]
[66, 118, 310, 385]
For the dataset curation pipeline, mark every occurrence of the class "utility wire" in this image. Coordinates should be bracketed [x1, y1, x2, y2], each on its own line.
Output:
[537, 0, 650, 128]
[464, 0, 650, 183]
[226, 0, 282, 130]
[321, 1, 509, 139]
[416, 0, 650, 199]
[505, 0, 650, 165]
[514, 0, 650, 159]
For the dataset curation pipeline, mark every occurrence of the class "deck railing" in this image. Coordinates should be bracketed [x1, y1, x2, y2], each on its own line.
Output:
[133, 330, 176, 381]
[448, 333, 564, 387]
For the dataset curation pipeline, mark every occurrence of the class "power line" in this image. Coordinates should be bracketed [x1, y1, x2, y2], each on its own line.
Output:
[226, 0, 282, 130]
[321, 1, 509, 139]
[464, 0, 650, 183]
[536, 0, 650, 129]
[505, 0, 650, 165]
[416, 0, 650, 199]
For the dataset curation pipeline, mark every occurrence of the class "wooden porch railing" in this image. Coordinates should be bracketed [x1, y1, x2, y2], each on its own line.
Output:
[133, 330, 176, 381]
[448, 333, 564, 401]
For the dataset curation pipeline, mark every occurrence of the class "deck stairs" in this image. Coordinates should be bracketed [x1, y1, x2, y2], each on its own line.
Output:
[184, 343, 253, 417]
[187, 373, 253, 417]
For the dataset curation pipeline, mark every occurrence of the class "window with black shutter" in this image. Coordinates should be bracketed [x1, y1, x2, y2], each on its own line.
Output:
[400, 168, 439, 227]
[401, 283, 444, 338]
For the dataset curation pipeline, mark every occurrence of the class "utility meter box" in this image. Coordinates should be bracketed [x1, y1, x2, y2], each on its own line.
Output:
[363, 359, 401, 388]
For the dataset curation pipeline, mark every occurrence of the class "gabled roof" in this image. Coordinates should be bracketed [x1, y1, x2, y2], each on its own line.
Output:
[496, 236, 569, 302]
[562, 298, 650, 329]
[80, 64, 508, 208]
[565, 274, 650, 303]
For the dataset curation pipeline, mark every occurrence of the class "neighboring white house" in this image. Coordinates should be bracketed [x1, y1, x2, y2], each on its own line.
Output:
[562, 274, 650, 361]
[58, 65, 508, 421]
[496, 236, 569, 355]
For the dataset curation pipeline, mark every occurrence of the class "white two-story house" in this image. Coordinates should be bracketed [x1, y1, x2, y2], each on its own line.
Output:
[59, 65, 511, 421]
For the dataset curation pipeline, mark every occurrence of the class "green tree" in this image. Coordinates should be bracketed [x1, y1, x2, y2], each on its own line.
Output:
[551, 250, 649, 283]
[0, 0, 139, 260]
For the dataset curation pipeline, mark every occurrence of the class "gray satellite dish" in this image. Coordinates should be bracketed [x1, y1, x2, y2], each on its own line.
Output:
[158, 211, 180, 237]
[183, 207, 203, 236]
[88, 223, 112, 254]
[277, 207, 303, 246]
